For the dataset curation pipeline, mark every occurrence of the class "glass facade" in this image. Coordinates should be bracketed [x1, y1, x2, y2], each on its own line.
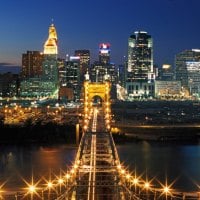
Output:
[20, 24, 59, 99]
[127, 31, 153, 81]
[175, 49, 200, 90]
[126, 31, 154, 99]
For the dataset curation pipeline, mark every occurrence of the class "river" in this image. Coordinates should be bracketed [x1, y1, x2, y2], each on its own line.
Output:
[0, 141, 200, 193]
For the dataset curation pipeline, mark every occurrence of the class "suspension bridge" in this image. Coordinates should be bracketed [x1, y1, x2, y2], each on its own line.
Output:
[1, 80, 200, 199]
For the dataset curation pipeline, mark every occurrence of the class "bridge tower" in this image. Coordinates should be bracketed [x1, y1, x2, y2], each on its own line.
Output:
[83, 79, 112, 132]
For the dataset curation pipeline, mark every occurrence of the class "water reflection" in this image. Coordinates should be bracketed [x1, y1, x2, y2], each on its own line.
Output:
[117, 141, 200, 191]
[0, 144, 76, 190]
[0, 142, 200, 192]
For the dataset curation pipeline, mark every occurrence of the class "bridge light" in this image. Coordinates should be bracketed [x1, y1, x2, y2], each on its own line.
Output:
[106, 125, 110, 130]
[163, 186, 170, 194]
[28, 185, 36, 194]
[126, 174, 131, 180]
[117, 164, 121, 169]
[65, 174, 70, 179]
[74, 164, 78, 169]
[58, 178, 64, 184]
[105, 114, 109, 119]
[77, 160, 80, 164]
[120, 169, 125, 174]
[144, 182, 150, 189]
[133, 178, 138, 185]
[47, 182, 53, 188]
[0, 188, 4, 195]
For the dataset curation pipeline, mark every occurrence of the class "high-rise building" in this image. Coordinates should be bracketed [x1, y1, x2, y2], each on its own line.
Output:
[99, 43, 111, 65]
[0, 73, 19, 97]
[185, 61, 200, 97]
[21, 51, 44, 79]
[43, 23, 58, 55]
[126, 31, 154, 99]
[20, 23, 59, 99]
[127, 31, 153, 81]
[157, 64, 174, 81]
[64, 57, 81, 101]
[175, 49, 200, 90]
[42, 23, 58, 83]
[74, 50, 90, 83]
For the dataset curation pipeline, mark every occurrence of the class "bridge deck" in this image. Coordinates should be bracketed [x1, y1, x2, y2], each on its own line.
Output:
[1, 105, 200, 199]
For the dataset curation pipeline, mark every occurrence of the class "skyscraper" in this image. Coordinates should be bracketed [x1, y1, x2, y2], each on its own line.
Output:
[99, 43, 111, 65]
[175, 49, 200, 90]
[64, 57, 81, 101]
[185, 61, 200, 97]
[74, 50, 90, 83]
[126, 31, 154, 99]
[127, 31, 153, 81]
[42, 23, 58, 82]
[21, 51, 44, 79]
[43, 23, 58, 55]
[20, 23, 59, 99]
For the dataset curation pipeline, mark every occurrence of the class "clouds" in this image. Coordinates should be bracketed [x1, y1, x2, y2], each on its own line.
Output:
[0, 63, 21, 74]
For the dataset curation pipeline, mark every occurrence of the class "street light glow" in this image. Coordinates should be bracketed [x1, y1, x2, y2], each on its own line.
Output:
[163, 186, 170, 193]
[28, 185, 36, 193]
[144, 182, 150, 189]
[47, 182, 53, 188]
[133, 178, 138, 185]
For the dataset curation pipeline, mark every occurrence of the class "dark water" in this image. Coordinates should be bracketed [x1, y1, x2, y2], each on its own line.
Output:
[0, 141, 200, 192]
[0, 144, 77, 191]
[117, 141, 200, 192]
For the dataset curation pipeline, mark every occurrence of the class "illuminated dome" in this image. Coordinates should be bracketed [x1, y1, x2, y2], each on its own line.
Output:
[44, 23, 58, 54]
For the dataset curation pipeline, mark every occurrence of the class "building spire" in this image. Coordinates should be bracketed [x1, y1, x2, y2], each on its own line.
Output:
[43, 23, 58, 55]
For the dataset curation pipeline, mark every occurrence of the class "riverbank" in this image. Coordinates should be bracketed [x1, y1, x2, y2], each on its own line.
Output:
[1, 122, 200, 145]
[112, 125, 200, 143]
[111, 101, 200, 142]
[0, 123, 77, 144]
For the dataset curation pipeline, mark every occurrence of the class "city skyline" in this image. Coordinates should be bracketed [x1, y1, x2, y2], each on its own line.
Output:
[0, 0, 200, 72]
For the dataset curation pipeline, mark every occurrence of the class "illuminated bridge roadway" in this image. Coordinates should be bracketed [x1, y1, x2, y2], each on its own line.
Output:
[1, 80, 200, 199]
[53, 107, 200, 200]
[1, 106, 200, 199]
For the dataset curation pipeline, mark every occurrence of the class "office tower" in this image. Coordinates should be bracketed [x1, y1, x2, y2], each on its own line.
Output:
[64, 57, 81, 101]
[43, 23, 58, 55]
[90, 43, 117, 99]
[175, 49, 200, 89]
[42, 23, 58, 82]
[90, 62, 117, 84]
[185, 61, 200, 96]
[127, 31, 153, 81]
[99, 43, 111, 65]
[20, 23, 59, 99]
[126, 31, 154, 99]
[158, 64, 174, 81]
[21, 51, 44, 79]
[74, 50, 90, 83]
[0, 73, 19, 97]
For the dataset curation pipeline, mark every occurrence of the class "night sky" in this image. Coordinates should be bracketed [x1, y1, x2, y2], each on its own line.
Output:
[0, 0, 200, 71]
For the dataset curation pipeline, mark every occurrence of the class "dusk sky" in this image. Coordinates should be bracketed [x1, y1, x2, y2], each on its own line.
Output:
[0, 0, 200, 71]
